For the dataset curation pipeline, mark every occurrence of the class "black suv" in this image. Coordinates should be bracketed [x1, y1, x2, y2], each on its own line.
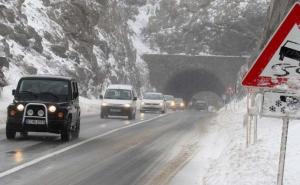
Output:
[6, 76, 80, 141]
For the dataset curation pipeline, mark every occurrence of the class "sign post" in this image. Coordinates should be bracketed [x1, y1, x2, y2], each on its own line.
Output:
[277, 117, 289, 185]
[241, 3, 300, 184]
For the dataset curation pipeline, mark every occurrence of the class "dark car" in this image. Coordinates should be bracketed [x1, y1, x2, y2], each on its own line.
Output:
[175, 98, 185, 110]
[279, 40, 300, 61]
[6, 76, 80, 141]
[192, 100, 208, 111]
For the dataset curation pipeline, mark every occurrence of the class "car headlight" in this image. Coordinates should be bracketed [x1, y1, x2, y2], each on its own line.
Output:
[101, 102, 108, 106]
[180, 103, 184, 107]
[141, 102, 145, 105]
[159, 102, 163, 106]
[27, 109, 34, 116]
[171, 101, 175, 106]
[17, 104, 24, 111]
[48, 105, 56, 113]
[124, 104, 131, 108]
[38, 110, 45, 117]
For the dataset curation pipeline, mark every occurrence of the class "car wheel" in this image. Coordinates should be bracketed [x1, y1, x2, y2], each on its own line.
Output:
[128, 111, 134, 120]
[101, 111, 108, 119]
[73, 119, 80, 139]
[61, 118, 72, 142]
[6, 127, 16, 140]
[279, 54, 284, 61]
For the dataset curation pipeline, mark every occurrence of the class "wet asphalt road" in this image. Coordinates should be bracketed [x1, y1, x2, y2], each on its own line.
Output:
[0, 110, 213, 185]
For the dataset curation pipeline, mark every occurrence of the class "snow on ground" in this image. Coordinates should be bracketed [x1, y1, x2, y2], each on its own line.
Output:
[79, 97, 101, 117]
[0, 86, 14, 129]
[172, 98, 300, 185]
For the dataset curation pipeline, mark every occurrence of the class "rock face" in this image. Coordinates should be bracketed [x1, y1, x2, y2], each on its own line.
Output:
[0, 0, 146, 97]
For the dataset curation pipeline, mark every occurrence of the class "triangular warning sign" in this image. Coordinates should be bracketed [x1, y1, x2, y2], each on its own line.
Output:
[242, 2, 300, 88]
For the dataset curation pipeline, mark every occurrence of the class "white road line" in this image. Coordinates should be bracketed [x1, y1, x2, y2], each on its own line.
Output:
[0, 114, 169, 178]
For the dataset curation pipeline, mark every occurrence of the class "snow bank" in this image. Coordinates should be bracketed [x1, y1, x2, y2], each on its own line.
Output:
[79, 97, 100, 116]
[200, 98, 300, 185]
[0, 86, 14, 127]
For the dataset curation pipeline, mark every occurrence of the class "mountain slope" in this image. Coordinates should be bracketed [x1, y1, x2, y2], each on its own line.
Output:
[0, 0, 146, 97]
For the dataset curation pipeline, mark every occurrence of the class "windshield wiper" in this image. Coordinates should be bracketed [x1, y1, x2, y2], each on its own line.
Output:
[39, 92, 59, 100]
[19, 91, 37, 98]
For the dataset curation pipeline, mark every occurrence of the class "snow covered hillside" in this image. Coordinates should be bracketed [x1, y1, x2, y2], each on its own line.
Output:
[0, 0, 148, 98]
[143, 0, 270, 55]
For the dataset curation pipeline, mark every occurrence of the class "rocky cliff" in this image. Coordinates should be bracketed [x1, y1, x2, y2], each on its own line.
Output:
[0, 0, 146, 97]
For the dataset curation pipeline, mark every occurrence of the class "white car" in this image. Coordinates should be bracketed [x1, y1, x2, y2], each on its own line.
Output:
[140, 93, 167, 114]
[164, 95, 176, 110]
[100, 84, 137, 120]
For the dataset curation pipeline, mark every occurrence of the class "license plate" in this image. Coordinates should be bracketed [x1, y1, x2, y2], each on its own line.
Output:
[110, 109, 121, 112]
[26, 119, 46, 125]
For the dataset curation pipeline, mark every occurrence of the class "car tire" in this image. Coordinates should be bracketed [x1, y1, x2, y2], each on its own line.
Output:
[73, 119, 80, 139]
[61, 118, 72, 142]
[6, 127, 16, 140]
[279, 54, 284, 61]
[128, 111, 134, 120]
[101, 111, 108, 119]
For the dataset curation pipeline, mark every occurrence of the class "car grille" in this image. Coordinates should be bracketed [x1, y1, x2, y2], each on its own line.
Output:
[23, 103, 48, 126]
[26, 105, 46, 116]
[145, 103, 160, 106]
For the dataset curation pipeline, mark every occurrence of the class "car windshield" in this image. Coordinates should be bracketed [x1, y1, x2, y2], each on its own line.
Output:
[164, 95, 174, 101]
[17, 79, 70, 102]
[175, 98, 183, 103]
[143, 93, 163, 100]
[104, 89, 132, 100]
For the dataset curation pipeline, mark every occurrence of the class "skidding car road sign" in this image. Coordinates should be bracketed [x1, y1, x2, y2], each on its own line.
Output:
[242, 2, 300, 88]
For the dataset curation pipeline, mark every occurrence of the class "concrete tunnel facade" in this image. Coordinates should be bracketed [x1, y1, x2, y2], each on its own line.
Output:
[142, 54, 247, 104]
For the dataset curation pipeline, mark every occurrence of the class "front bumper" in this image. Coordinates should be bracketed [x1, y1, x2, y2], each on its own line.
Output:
[101, 106, 133, 116]
[6, 117, 66, 134]
[140, 105, 164, 112]
[6, 103, 68, 134]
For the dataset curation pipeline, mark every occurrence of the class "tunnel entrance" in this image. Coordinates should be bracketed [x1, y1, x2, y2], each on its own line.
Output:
[191, 91, 223, 109]
[164, 69, 225, 105]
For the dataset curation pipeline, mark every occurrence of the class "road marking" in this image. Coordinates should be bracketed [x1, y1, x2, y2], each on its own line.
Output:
[0, 114, 169, 178]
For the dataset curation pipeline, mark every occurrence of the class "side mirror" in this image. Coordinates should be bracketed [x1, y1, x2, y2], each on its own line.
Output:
[133, 97, 137, 101]
[73, 92, 79, 99]
[100, 95, 104, 99]
[12, 89, 16, 96]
